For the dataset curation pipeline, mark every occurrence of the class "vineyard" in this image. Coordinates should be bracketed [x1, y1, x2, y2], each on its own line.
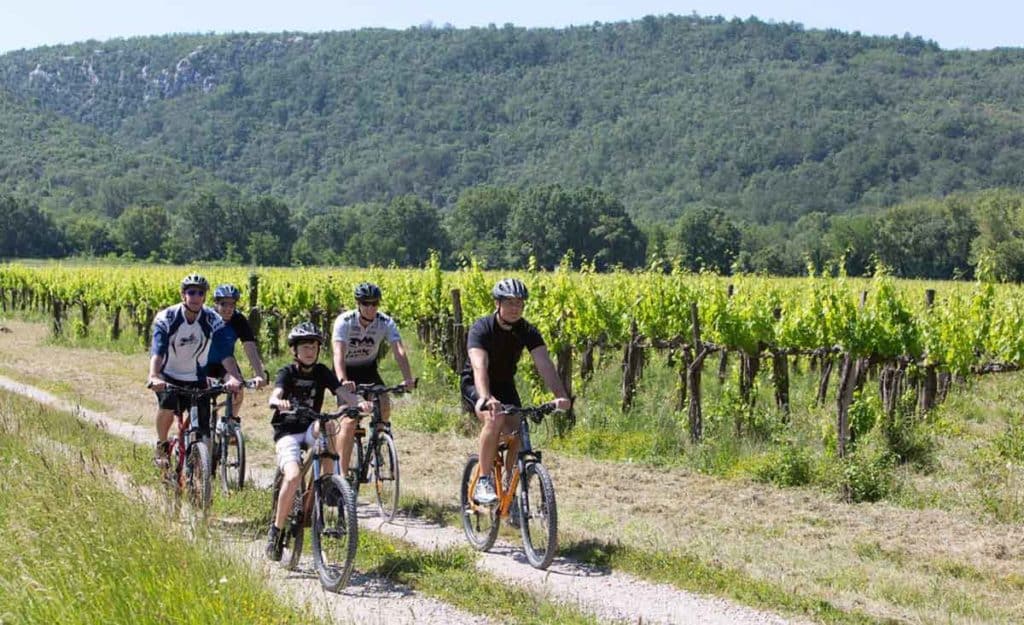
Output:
[2, 257, 1024, 470]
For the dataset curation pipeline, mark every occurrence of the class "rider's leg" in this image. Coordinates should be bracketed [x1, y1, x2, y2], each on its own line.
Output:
[274, 461, 301, 529]
[333, 418, 355, 477]
[502, 412, 520, 481]
[477, 406, 504, 478]
[380, 394, 391, 426]
[231, 386, 244, 420]
[155, 407, 175, 441]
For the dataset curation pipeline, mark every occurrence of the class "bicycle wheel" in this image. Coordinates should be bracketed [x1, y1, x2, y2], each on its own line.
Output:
[371, 432, 400, 520]
[459, 454, 499, 551]
[519, 461, 558, 569]
[311, 474, 358, 592]
[219, 425, 246, 492]
[186, 440, 212, 515]
[269, 470, 305, 571]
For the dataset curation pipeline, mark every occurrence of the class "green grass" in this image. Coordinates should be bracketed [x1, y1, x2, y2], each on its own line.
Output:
[559, 539, 897, 625]
[0, 388, 602, 625]
[0, 393, 329, 625]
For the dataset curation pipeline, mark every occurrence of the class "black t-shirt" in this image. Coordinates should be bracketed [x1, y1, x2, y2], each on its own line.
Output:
[270, 363, 340, 439]
[227, 311, 256, 343]
[460, 314, 545, 385]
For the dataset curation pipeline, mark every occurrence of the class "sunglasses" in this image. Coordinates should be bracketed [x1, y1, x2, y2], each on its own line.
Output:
[359, 300, 380, 307]
[184, 289, 207, 297]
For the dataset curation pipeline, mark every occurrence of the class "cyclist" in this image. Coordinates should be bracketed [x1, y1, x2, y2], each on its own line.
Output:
[460, 278, 571, 505]
[207, 283, 268, 419]
[147, 273, 243, 468]
[266, 322, 370, 560]
[331, 282, 415, 475]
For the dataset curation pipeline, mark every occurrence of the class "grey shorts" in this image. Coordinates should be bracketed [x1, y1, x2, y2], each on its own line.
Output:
[274, 424, 316, 472]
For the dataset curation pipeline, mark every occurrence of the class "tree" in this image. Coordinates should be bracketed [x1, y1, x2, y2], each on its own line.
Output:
[445, 186, 518, 267]
[113, 205, 169, 259]
[0, 195, 64, 258]
[506, 185, 645, 269]
[672, 205, 741, 273]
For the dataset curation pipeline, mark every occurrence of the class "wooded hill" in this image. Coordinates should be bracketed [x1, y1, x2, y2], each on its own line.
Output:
[2, 15, 1024, 275]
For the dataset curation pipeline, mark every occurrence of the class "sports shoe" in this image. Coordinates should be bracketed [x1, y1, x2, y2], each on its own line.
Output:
[153, 441, 170, 470]
[266, 526, 283, 561]
[473, 475, 498, 505]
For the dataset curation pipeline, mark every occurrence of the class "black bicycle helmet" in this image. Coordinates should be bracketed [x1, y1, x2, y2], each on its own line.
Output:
[287, 321, 323, 347]
[180, 273, 209, 292]
[491, 278, 528, 300]
[213, 284, 241, 302]
[354, 282, 382, 302]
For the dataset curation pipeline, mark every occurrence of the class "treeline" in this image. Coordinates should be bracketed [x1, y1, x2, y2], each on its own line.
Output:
[3, 16, 1024, 226]
[6, 186, 1024, 281]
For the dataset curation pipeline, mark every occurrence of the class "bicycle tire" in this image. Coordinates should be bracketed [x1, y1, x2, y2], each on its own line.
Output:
[372, 432, 400, 520]
[311, 474, 358, 592]
[186, 440, 212, 516]
[269, 470, 305, 571]
[519, 461, 558, 569]
[219, 426, 246, 492]
[459, 454, 499, 551]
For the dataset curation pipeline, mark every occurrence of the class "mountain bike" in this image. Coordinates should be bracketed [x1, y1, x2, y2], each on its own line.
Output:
[209, 379, 258, 493]
[151, 382, 234, 518]
[348, 381, 411, 521]
[268, 405, 361, 592]
[460, 402, 560, 569]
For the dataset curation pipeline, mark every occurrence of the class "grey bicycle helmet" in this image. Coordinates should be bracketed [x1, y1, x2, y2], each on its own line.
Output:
[354, 282, 382, 302]
[180, 273, 209, 292]
[491, 278, 528, 300]
[287, 321, 323, 347]
[213, 284, 241, 302]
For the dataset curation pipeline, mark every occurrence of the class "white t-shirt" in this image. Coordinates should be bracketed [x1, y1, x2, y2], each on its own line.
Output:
[331, 309, 402, 367]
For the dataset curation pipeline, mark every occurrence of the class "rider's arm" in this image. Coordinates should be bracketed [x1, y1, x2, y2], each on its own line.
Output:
[268, 386, 288, 410]
[241, 341, 266, 382]
[469, 347, 499, 411]
[148, 354, 165, 386]
[390, 339, 415, 387]
[332, 339, 349, 385]
[530, 345, 571, 410]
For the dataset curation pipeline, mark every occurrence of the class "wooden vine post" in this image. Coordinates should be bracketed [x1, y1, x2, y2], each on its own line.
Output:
[688, 302, 713, 443]
[771, 308, 790, 419]
[451, 289, 467, 375]
[918, 288, 937, 414]
[621, 319, 643, 412]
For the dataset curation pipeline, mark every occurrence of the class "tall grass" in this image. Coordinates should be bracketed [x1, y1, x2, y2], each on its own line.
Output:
[0, 393, 328, 625]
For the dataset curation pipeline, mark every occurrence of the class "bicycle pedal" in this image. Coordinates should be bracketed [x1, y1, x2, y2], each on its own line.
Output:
[322, 528, 344, 538]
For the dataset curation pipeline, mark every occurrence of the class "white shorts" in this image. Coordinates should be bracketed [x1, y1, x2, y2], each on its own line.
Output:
[275, 424, 317, 472]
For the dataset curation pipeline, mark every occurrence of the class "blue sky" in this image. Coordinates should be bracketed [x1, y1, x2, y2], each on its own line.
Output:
[1, 0, 1021, 54]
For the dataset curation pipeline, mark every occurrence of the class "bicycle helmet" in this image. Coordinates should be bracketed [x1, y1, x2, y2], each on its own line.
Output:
[287, 321, 323, 347]
[213, 284, 241, 302]
[491, 278, 528, 301]
[180, 273, 209, 292]
[354, 282, 382, 302]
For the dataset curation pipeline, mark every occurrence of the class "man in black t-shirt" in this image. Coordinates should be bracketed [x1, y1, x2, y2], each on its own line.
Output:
[207, 284, 267, 420]
[460, 278, 571, 505]
[264, 322, 369, 561]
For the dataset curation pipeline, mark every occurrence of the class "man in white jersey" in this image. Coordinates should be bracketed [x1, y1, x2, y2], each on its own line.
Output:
[147, 273, 243, 467]
[331, 282, 415, 475]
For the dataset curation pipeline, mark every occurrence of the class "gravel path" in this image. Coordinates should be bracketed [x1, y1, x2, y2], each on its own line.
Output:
[1, 374, 808, 625]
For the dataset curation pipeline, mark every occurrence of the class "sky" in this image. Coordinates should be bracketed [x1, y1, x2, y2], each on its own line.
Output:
[1, 0, 1022, 54]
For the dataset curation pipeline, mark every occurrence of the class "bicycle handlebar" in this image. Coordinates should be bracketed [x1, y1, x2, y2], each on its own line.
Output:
[149, 379, 260, 396]
[500, 403, 561, 423]
[278, 405, 364, 421]
[356, 379, 415, 398]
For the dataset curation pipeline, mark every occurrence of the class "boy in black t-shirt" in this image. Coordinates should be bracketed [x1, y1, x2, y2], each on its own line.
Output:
[265, 322, 369, 561]
[460, 278, 571, 506]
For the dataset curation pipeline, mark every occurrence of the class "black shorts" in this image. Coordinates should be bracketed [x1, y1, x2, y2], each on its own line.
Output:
[205, 362, 227, 380]
[345, 363, 385, 387]
[154, 376, 212, 435]
[460, 375, 521, 413]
